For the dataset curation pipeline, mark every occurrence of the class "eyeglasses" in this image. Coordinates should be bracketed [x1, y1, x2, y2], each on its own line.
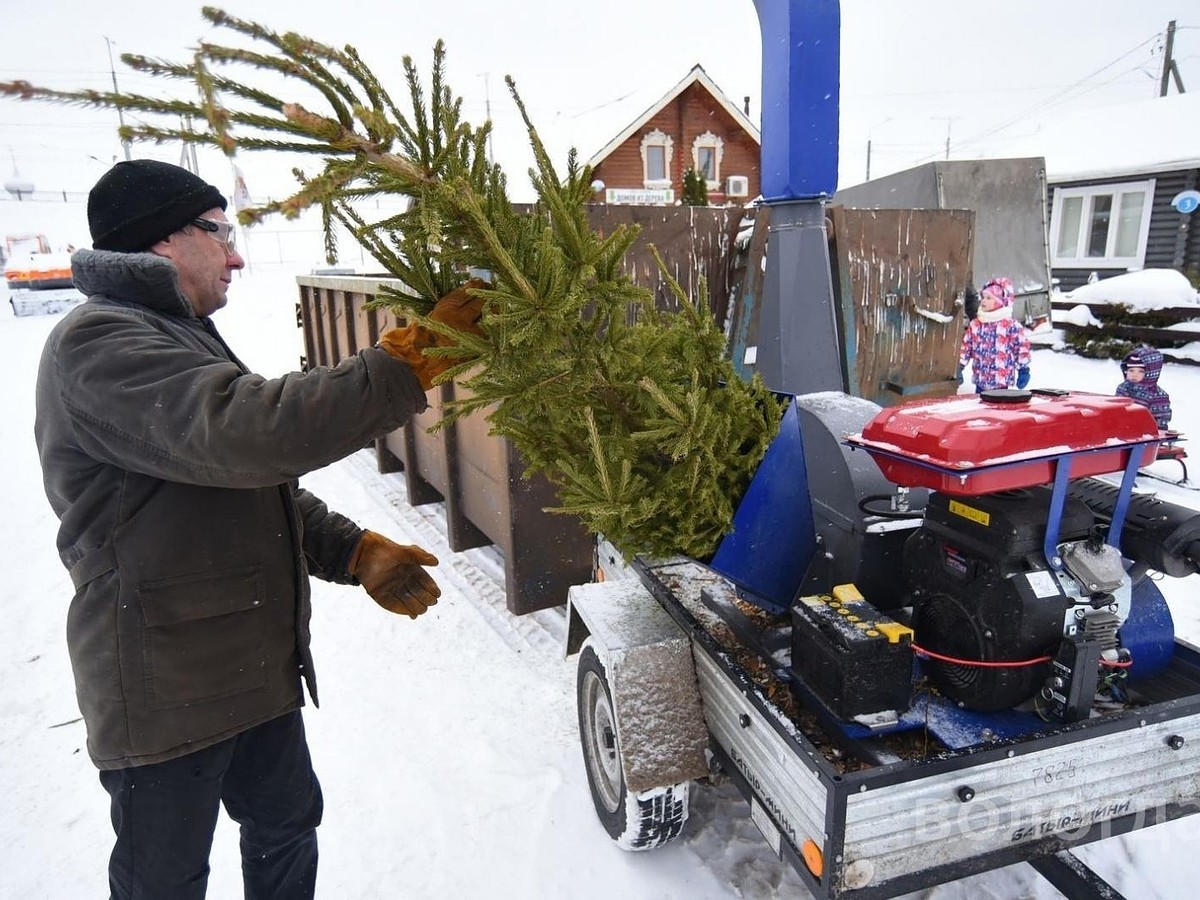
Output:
[190, 218, 237, 254]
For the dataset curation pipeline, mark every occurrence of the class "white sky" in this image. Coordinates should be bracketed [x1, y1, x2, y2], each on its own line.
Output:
[1, 0, 1195, 203]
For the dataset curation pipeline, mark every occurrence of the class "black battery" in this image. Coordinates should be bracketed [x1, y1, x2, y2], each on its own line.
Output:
[791, 584, 914, 719]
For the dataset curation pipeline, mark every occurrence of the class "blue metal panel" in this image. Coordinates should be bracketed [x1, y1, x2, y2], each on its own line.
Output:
[1122, 577, 1175, 682]
[752, 0, 840, 201]
[710, 398, 818, 613]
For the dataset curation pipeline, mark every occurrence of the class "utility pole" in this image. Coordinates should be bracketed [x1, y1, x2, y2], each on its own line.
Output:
[481, 72, 494, 166]
[179, 116, 200, 175]
[865, 117, 893, 182]
[932, 116, 956, 161]
[1159, 20, 1187, 96]
[104, 36, 132, 161]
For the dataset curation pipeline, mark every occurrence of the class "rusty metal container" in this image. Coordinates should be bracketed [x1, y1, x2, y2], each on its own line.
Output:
[296, 273, 592, 615]
[725, 205, 975, 406]
[295, 206, 745, 614]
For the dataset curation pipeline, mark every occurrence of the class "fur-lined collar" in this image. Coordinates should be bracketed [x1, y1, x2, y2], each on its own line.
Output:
[69, 248, 194, 318]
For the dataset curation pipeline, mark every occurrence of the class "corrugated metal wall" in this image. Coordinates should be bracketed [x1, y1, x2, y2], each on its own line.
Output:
[582, 203, 744, 323]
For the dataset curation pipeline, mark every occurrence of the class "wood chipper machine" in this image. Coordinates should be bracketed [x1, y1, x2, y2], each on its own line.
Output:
[564, 2, 1200, 897]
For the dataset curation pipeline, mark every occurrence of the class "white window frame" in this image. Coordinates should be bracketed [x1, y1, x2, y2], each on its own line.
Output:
[640, 130, 673, 190]
[691, 131, 724, 191]
[1049, 179, 1155, 269]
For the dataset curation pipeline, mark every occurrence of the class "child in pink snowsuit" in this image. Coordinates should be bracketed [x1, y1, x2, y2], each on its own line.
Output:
[957, 277, 1031, 392]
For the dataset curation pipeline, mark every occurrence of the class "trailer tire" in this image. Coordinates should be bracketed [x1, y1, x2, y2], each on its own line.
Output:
[576, 640, 690, 851]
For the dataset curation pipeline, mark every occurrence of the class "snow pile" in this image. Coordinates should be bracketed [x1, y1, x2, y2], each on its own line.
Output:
[1052, 304, 1102, 328]
[1063, 269, 1200, 310]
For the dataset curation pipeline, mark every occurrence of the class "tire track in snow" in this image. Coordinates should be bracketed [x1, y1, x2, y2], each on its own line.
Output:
[335, 450, 568, 661]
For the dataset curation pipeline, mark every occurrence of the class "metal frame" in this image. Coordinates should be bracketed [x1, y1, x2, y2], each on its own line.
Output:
[631, 556, 1200, 899]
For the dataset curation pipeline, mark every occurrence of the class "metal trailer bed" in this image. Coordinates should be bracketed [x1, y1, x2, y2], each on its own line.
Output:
[568, 554, 1200, 899]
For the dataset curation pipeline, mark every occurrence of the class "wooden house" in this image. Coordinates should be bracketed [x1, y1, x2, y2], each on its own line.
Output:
[587, 65, 760, 206]
[1033, 93, 1199, 292]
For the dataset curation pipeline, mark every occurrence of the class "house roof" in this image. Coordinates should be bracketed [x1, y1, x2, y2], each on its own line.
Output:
[586, 64, 760, 168]
[982, 91, 1200, 183]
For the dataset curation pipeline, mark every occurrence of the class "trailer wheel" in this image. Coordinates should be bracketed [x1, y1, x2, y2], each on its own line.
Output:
[576, 640, 689, 851]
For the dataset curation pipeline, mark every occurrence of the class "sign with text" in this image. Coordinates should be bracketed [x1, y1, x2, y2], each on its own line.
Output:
[606, 188, 674, 206]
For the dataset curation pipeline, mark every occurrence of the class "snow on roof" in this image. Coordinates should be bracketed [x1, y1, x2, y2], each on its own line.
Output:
[587, 64, 760, 168]
[984, 91, 1200, 183]
[1063, 268, 1200, 310]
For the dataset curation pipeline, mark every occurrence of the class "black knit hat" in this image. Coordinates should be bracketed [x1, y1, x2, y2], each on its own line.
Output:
[88, 159, 227, 252]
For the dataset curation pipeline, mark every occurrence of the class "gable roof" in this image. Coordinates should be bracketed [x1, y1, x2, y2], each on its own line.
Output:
[587, 64, 760, 168]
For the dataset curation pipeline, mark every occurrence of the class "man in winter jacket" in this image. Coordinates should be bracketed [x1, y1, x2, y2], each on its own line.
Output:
[956, 277, 1031, 392]
[1117, 345, 1173, 431]
[35, 159, 484, 900]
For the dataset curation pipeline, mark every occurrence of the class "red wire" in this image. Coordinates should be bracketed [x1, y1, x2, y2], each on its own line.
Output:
[912, 643, 1133, 670]
[911, 643, 1052, 668]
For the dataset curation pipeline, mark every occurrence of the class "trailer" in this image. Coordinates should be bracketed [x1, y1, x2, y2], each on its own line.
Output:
[561, 3, 1200, 898]
[568, 564, 1200, 897]
[4, 235, 83, 317]
[289, 3, 1200, 895]
[566, 389, 1200, 898]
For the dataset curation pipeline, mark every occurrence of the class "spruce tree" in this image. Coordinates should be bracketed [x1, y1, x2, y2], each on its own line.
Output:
[681, 167, 709, 206]
[0, 6, 782, 560]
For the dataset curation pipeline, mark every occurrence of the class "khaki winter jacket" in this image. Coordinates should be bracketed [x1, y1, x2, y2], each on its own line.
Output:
[36, 249, 428, 769]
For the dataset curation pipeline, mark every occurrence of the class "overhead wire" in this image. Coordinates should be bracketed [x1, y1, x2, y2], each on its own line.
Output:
[909, 29, 1165, 167]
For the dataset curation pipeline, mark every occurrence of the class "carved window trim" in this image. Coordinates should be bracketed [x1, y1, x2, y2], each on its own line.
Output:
[640, 129, 673, 190]
[692, 131, 724, 190]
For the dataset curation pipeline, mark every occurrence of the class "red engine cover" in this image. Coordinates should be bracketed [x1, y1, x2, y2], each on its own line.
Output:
[847, 391, 1161, 496]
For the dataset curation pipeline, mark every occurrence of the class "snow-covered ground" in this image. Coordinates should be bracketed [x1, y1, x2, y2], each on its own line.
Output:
[4, 265, 1200, 899]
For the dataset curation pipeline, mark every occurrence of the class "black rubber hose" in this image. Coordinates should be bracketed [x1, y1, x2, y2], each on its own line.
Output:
[1069, 477, 1200, 577]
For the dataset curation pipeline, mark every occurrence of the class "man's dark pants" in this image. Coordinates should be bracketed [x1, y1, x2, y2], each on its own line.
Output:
[99, 710, 323, 900]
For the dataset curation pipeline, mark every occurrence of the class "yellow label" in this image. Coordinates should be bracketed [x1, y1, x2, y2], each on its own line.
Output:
[948, 499, 990, 526]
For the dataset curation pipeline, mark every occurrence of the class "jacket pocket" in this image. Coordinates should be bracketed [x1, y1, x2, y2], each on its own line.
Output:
[139, 565, 270, 710]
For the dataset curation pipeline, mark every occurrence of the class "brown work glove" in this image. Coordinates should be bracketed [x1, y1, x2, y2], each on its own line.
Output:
[377, 279, 487, 390]
[348, 530, 441, 618]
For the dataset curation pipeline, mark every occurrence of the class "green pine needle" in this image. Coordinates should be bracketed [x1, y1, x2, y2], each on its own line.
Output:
[1, 6, 783, 560]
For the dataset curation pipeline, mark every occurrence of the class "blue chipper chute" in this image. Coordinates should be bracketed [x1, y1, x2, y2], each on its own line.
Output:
[709, 399, 817, 614]
[753, 0, 840, 203]
[750, 0, 846, 399]
[710, 393, 901, 616]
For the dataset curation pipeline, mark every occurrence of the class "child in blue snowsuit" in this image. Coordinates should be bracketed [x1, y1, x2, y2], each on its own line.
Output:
[1117, 346, 1172, 431]
[957, 277, 1031, 392]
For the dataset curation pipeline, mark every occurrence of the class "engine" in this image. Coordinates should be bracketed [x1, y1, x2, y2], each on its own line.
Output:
[844, 388, 1181, 721]
[713, 388, 1196, 725]
[903, 486, 1129, 714]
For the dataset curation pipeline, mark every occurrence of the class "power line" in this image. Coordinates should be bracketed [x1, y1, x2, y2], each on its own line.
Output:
[915, 29, 1163, 166]
[843, 79, 1150, 99]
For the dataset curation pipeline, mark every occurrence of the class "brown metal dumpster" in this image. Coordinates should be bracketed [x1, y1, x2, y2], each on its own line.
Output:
[296, 273, 592, 616]
[294, 205, 746, 615]
[724, 205, 975, 406]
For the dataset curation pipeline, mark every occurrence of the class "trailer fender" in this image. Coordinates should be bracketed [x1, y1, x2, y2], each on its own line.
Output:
[566, 579, 710, 792]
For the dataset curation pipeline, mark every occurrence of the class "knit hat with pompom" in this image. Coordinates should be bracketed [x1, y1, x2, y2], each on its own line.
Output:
[979, 277, 1015, 308]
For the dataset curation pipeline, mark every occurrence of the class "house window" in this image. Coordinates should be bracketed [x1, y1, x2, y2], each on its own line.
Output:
[640, 130, 673, 189]
[1050, 180, 1155, 268]
[692, 131, 724, 190]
